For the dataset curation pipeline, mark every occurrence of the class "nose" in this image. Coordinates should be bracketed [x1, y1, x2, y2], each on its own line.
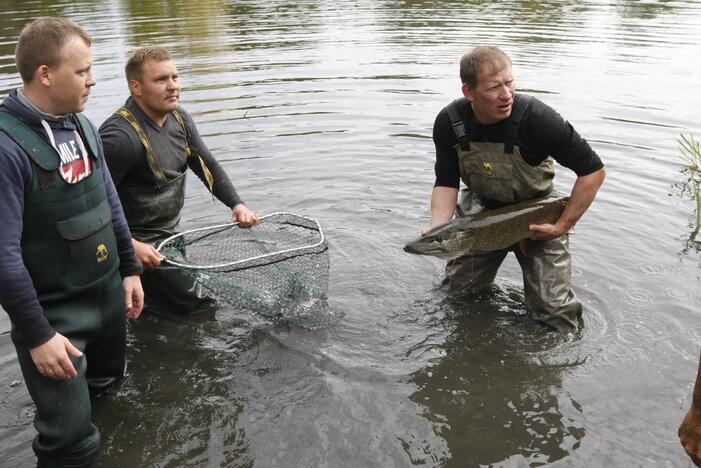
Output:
[86, 70, 96, 87]
[499, 84, 513, 100]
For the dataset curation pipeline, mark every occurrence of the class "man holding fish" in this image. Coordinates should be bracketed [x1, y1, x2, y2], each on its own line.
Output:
[418, 46, 605, 329]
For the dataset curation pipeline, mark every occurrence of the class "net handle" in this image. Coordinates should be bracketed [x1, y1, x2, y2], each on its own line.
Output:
[154, 212, 326, 270]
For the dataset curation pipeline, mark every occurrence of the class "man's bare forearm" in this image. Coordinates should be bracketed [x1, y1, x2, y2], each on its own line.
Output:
[559, 167, 606, 231]
[428, 186, 459, 230]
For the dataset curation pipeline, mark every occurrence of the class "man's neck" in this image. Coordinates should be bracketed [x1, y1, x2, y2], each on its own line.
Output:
[20, 85, 66, 118]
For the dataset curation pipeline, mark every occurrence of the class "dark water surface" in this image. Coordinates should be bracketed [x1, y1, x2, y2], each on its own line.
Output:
[1, 0, 701, 466]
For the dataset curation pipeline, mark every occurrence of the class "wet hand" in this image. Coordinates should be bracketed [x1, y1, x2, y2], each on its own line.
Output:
[529, 221, 567, 241]
[133, 238, 164, 269]
[231, 204, 260, 228]
[680, 406, 701, 466]
[123, 275, 144, 319]
[29, 333, 82, 380]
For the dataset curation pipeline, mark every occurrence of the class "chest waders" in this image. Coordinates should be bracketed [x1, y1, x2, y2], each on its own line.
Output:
[114, 108, 216, 315]
[114, 108, 214, 244]
[0, 112, 127, 468]
[442, 97, 582, 330]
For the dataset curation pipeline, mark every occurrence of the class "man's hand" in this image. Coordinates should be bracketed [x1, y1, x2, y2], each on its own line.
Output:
[680, 405, 701, 466]
[123, 275, 144, 319]
[231, 204, 260, 228]
[528, 220, 570, 241]
[530, 168, 606, 242]
[30, 333, 83, 380]
[132, 238, 163, 269]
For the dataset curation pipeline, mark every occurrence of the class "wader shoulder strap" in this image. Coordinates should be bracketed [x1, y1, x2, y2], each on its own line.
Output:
[0, 111, 59, 170]
[115, 107, 168, 188]
[171, 110, 214, 193]
[74, 113, 101, 161]
[504, 94, 533, 155]
[445, 98, 471, 151]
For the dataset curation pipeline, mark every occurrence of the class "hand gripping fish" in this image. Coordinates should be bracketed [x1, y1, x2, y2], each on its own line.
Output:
[404, 196, 569, 260]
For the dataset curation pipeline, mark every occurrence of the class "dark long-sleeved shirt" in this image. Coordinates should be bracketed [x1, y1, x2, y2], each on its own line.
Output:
[433, 94, 604, 188]
[99, 97, 243, 209]
[0, 90, 141, 348]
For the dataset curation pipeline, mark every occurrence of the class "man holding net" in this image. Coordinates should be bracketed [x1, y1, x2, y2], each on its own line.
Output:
[99, 46, 259, 316]
[0, 17, 144, 467]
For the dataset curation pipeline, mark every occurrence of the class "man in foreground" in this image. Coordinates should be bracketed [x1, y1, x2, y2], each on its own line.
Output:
[0, 17, 144, 467]
[424, 46, 605, 329]
[100, 46, 259, 315]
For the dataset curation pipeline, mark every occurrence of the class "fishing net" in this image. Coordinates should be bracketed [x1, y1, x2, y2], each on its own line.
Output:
[156, 212, 330, 320]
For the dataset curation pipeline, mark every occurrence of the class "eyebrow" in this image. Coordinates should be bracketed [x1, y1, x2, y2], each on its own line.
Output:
[154, 72, 177, 80]
[485, 77, 512, 87]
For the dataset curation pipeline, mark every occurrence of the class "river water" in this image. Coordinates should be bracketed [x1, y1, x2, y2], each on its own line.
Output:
[1, 0, 700, 466]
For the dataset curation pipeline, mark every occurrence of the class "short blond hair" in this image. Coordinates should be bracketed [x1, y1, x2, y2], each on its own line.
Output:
[15, 17, 91, 83]
[459, 46, 511, 88]
[125, 46, 172, 82]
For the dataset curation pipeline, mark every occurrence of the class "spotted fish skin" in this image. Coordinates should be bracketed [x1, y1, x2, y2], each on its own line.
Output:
[404, 196, 570, 260]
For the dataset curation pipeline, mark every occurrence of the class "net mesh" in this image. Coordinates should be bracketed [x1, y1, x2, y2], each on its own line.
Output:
[156, 213, 330, 320]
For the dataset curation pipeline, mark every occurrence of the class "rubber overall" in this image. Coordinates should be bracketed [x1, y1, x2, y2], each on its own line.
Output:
[443, 96, 582, 329]
[114, 108, 215, 315]
[0, 111, 126, 467]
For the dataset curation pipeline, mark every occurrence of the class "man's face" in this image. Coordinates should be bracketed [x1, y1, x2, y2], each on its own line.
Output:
[48, 37, 95, 114]
[462, 63, 515, 125]
[132, 59, 180, 118]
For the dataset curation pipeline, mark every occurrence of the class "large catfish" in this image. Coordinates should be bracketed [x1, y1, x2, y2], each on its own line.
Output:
[405, 196, 569, 259]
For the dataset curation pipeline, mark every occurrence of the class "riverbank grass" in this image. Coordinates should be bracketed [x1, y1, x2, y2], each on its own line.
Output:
[678, 133, 701, 243]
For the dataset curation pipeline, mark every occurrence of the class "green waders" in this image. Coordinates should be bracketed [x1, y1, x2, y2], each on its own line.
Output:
[114, 108, 215, 316]
[0, 112, 127, 467]
[444, 96, 582, 329]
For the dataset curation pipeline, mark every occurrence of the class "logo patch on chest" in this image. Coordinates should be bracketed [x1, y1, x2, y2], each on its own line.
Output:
[96, 243, 108, 263]
[482, 162, 493, 176]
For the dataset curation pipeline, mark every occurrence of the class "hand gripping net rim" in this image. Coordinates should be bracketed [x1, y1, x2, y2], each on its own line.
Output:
[154, 212, 330, 321]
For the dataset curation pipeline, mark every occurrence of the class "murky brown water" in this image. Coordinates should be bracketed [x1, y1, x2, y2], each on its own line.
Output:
[1, 0, 701, 466]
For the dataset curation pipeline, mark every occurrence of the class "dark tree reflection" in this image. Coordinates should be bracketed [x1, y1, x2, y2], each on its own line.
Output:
[407, 292, 585, 466]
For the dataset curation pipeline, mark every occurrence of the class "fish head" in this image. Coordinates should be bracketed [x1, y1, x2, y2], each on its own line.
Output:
[404, 228, 476, 260]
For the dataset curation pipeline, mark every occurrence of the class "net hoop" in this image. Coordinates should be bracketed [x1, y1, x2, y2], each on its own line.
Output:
[155, 212, 326, 270]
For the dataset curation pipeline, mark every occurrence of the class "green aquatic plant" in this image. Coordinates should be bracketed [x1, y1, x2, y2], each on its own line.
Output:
[677, 133, 701, 245]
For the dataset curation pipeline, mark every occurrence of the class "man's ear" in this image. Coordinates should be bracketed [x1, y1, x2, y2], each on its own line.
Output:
[36, 65, 51, 87]
[461, 83, 475, 103]
[129, 79, 142, 97]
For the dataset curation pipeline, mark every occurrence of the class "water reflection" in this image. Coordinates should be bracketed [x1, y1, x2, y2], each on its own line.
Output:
[93, 314, 255, 467]
[120, 0, 231, 53]
[408, 292, 585, 466]
[376, 0, 593, 34]
[617, 0, 679, 20]
[119, 0, 322, 56]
